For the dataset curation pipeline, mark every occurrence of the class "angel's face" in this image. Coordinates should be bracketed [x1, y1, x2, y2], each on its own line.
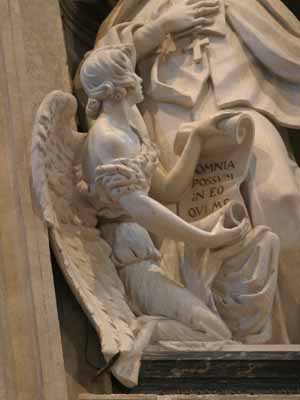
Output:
[122, 57, 144, 106]
[117, 53, 143, 104]
[126, 72, 144, 105]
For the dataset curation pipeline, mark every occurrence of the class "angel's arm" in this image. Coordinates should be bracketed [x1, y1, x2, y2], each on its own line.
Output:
[95, 170, 246, 250]
[96, 163, 246, 249]
[118, 191, 246, 248]
[150, 129, 203, 205]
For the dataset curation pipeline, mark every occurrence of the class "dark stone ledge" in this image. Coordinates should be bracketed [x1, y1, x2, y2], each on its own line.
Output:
[112, 345, 300, 395]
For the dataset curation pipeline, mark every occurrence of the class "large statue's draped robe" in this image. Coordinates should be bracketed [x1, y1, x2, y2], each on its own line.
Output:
[91, 0, 300, 343]
[97, 0, 300, 126]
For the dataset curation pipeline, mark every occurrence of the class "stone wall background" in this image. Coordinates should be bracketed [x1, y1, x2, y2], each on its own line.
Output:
[0, 0, 70, 399]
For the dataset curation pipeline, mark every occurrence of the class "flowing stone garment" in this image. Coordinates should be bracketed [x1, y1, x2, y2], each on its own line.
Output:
[89, 0, 300, 343]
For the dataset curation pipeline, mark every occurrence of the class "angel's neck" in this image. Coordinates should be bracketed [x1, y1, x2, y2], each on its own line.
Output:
[102, 98, 130, 128]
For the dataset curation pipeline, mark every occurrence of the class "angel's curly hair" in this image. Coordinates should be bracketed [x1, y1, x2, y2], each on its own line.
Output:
[80, 45, 136, 119]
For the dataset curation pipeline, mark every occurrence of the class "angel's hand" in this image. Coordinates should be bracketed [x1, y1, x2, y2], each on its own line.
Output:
[160, 0, 219, 35]
[178, 111, 241, 140]
[207, 214, 250, 249]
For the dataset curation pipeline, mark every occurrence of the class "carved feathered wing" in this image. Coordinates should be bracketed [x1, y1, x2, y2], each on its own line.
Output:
[31, 90, 136, 361]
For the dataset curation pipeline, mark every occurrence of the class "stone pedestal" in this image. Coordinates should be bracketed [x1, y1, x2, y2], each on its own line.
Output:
[129, 346, 300, 395]
[101, 346, 300, 396]
[0, 0, 70, 399]
[79, 395, 300, 400]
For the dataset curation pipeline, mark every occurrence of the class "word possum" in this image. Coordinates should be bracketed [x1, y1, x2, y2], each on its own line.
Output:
[192, 173, 235, 188]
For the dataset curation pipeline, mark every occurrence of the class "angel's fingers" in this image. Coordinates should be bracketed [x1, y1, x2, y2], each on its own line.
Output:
[230, 220, 249, 239]
[207, 127, 224, 136]
[178, 124, 193, 134]
[236, 218, 249, 231]
[212, 111, 242, 124]
[178, 126, 189, 133]
[179, 122, 193, 129]
[239, 218, 251, 236]
[214, 213, 225, 229]
[228, 224, 244, 236]
[178, 128, 193, 136]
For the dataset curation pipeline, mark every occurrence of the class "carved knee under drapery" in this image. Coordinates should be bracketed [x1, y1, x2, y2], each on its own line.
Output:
[119, 261, 231, 341]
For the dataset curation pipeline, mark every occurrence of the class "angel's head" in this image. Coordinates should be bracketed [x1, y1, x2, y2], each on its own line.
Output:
[80, 45, 143, 119]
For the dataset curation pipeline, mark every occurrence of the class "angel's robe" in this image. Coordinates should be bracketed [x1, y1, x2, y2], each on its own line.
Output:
[93, 0, 300, 342]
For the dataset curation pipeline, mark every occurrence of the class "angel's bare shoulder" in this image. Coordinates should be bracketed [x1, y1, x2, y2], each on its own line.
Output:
[86, 117, 123, 163]
[87, 115, 140, 164]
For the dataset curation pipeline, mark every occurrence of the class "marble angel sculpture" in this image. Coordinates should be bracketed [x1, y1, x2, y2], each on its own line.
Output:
[75, 0, 300, 342]
[32, 42, 281, 387]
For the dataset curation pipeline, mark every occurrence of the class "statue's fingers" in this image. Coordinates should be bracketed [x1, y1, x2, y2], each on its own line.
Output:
[194, 17, 214, 25]
[193, 5, 219, 17]
[178, 128, 193, 137]
[212, 111, 241, 124]
[178, 125, 192, 131]
[193, 25, 204, 35]
[201, 0, 219, 6]
[214, 213, 225, 229]
[179, 122, 193, 128]
[206, 127, 224, 136]
[187, 0, 219, 6]
[240, 218, 251, 237]
[230, 219, 249, 240]
[186, 0, 202, 5]
[178, 122, 193, 133]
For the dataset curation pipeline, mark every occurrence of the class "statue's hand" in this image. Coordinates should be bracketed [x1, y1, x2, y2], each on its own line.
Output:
[208, 214, 250, 249]
[178, 111, 241, 140]
[160, 0, 219, 35]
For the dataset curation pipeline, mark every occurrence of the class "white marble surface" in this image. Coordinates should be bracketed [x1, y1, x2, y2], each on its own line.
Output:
[32, 0, 300, 391]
